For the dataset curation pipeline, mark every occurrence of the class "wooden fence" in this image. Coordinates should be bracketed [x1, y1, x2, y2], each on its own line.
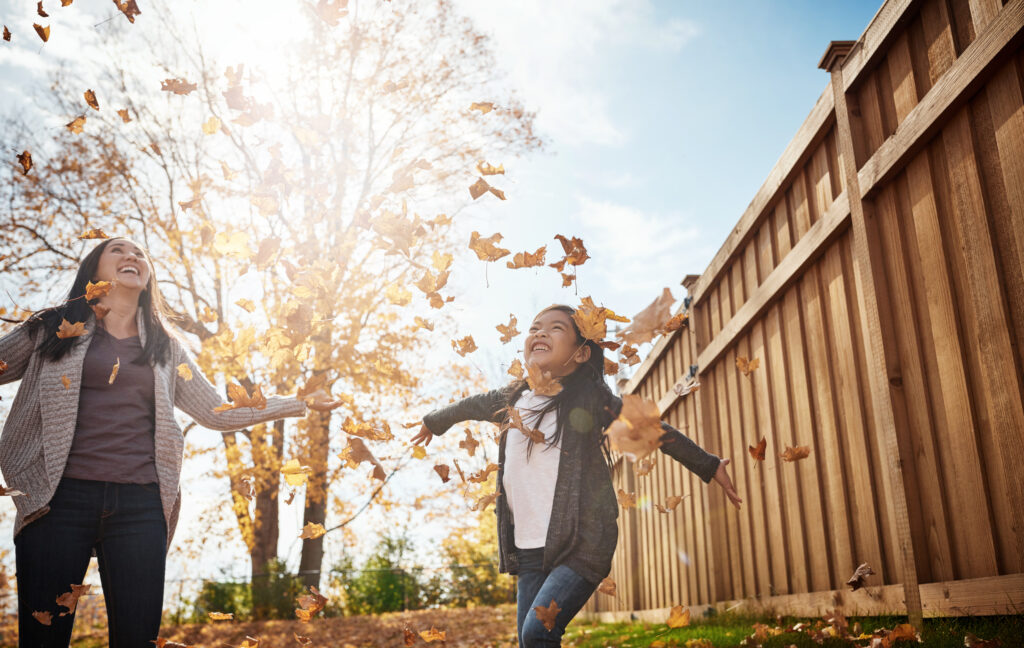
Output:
[584, 0, 1024, 622]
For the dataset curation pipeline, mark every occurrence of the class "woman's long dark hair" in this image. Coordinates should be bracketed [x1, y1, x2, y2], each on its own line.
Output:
[503, 304, 618, 463]
[26, 237, 174, 366]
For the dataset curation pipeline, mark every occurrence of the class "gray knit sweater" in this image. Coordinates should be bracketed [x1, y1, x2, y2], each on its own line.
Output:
[423, 384, 721, 584]
[0, 310, 307, 544]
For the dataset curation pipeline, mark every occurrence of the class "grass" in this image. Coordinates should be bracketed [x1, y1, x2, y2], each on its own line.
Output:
[563, 611, 1024, 647]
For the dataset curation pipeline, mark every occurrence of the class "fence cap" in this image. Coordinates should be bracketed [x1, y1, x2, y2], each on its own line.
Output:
[818, 40, 857, 71]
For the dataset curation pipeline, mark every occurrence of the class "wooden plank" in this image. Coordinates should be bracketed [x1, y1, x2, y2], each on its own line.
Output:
[690, 87, 836, 304]
[920, 0, 959, 86]
[694, 358, 718, 605]
[799, 265, 854, 589]
[969, 0, 1004, 32]
[736, 331, 770, 598]
[723, 345, 754, 598]
[943, 105, 1024, 573]
[841, 0, 923, 93]
[857, 0, 1024, 198]
[810, 138, 836, 226]
[888, 29, 922, 122]
[710, 364, 737, 599]
[757, 222, 775, 283]
[790, 168, 814, 244]
[773, 200, 794, 259]
[694, 194, 851, 381]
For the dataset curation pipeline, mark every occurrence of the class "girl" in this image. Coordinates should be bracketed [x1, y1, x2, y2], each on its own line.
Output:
[412, 304, 742, 647]
[0, 237, 340, 648]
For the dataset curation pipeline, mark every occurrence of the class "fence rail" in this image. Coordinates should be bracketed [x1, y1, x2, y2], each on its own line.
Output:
[585, 0, 1024, 623]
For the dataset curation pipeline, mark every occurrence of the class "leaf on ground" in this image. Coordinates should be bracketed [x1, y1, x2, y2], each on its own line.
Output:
[419, 626, 446, 642]
[496, 314, 520, 343]
[606, 394, 663, 461]
[214, 383, 267, 412]
[533, 599, 560, 631]
[281, 458, 313, 487]
[736, 355, 760, 377]
[780, 445, 810, 462]
[152, 639, 195, 648]
[55, 584, 90, 616]
[846, 562, 875, 591]
[617, 288, 675, 346]
[208, 612, 233, 621]
[749, 436, 767, 463]
[56, 319, 86, 339]
[666, 605, 690, 628]
[525, 362, 561, 396]
[294, 633, 312, 646]
[299, 522, 326, 540]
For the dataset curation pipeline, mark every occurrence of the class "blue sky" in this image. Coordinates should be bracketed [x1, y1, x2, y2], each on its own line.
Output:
[0, 0, 883, 590]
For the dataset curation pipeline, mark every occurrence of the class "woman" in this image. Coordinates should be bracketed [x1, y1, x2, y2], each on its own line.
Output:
[0, 237, 339, 647]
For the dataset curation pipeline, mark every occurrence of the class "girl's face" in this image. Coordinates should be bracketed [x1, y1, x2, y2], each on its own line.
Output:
[93, 238, 151, 292]
[524, 308, 591, 377]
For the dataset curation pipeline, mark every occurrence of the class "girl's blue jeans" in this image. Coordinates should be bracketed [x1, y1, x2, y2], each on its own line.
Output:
[515, 547, 599, 647]
[15, 476, 167, 648]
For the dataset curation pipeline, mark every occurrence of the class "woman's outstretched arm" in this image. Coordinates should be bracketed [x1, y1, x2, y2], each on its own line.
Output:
[0, 324, 34, 387]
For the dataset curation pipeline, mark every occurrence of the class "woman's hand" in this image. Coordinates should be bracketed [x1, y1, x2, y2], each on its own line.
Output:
[303, 389, 345, 412]
[714, 458, 743, 509]
[411, 424, 433, 447]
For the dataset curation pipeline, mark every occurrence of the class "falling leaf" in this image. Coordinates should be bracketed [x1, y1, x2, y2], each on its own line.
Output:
[33, 611, 52, 625]
[458, 429, 479, 457]
[60, 374, 70, 389]
[846, 562, 875, 591]
[603, 357, 619, 376]
[451, 335, 477, 357]
[533, 599, 560, 631]
[107, 357, 120, 385]
[470, 101, 494, 113]
[507, 406, 545, 444]
[112, 0, 141, 23]
[33, 23, 49, 42]
[476, 161, 504, 175]
[295, 586, 328, 622]
[117, 108, 131, 122]
[234, 298, 256, 313]
[597, 577, 616, 597]
[749, 436, 767, 463]
[616, 489, 636, 509]
[413, 317, 433, 331]
[281, 459, 313, 487]
[37, 1, 48, 16]
[432, 251, 453, 272]
[78, 228, 108, 240]
[161, 78, 197, 95]
[560, 272, 575, 287]
[468, 463, 499, 484]
[573, 296, 629, 342]
[239, 477, 255, 501]
[411, 445, 426, 460]
[663, 312, 689, 333]
[3, 26, 10, 41]
[0, 360, 7, 376]
[208, 612, 233, 621]
[736, 355, 760, 377]
[468, 231, 510, 262]
[618, 288, 675, 346]
[85, 280, 112, 301]
[471, 492, 497, 511]
[83, 89, 99, 110]
[506, 246, 546, 269]
[420, 627, 446, 643]
[433, 464, 450, 483]
[202, 116, 222, 135]
[666, 605, 691, 628]
[496, 314, 520, 344]
[55, 584, 90, 616]
[66, 115, 86, 134]
[468, 177, 505, 200]
[415, 270, 449, 295]
[299, 522, 326, 540]
[214, 383, 267, 412]
[339, 438, 386, 481]
[606, 394, 663, 461]
[386, 283, 412, 307]
[0, 484, 25, 496]
[620, 345, 640, 366]
[176, 363, 193, 381]
[654, 495, 689, 514]
[508, 358, 524, 379]
[56, 319, 86, 339]
[549, 234, 589, 271]
[16, 151, 31, 175]
[62, 0, 72, 6]
[780, 445, 810, 462]
[525, 362, 562, 396]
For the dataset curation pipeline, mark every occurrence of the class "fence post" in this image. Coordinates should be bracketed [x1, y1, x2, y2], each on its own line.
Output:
[820, 39, 923, 629]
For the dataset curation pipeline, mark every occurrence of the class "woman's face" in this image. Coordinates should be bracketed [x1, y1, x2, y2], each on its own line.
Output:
[93, 238, 151, 292]
[524, 308, 590, 377]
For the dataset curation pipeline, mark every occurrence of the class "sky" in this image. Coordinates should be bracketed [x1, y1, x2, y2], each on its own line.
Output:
[0, 0, 883, 601]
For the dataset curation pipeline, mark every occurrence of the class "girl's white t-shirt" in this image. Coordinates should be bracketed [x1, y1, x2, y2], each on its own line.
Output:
[503, 389, 562, 549]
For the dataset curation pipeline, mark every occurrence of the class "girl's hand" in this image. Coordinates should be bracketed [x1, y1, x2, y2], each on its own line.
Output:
[303, 389, 345, 412]
[714, 458, 743, 509]
[411, 424, 433, 447]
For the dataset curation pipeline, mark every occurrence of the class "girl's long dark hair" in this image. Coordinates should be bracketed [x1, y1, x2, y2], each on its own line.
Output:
[26, 238, 174, 366]
[504, 304, 618, 463]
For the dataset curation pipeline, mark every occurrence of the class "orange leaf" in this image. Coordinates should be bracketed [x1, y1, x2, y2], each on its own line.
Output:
[33, 23, 49, 42]
[0, 484, 25, 496]
[419, 626, 446, 643]
[112, 0, 141, 23]
[176, 363, 193, 381]
[299, 522, 326, 540]
[451, 335, 477, 357]
[213, 383, 267, 412]
[572, 296, 629, 342]
[60, 374, 70, 389]
[549, 234, 589, 271]
[152, 639, 195, 648]
[207, 612, 233, 621]
[471, 491, 497, 511]
[507, 358, 524, 379]
[603, 357, 619, 376]
[56, 584, 90, 616]
[666, 605, 690, 628]
[749, 436, 767, 463]
[560, 272, 575, 287]
[468, 231, 510, 262]
[32, 610, 52, 625]
[533, 599, 560, 631]
[476, 161, 504, 175]
[0, 360, 7, 376]
[37, 1, 48, 16]
[85, 280, 112, 301]
[78, 229, 108, 240]
[56, 319, 86, 339]
[107, 357, 119, 385]
[294, 586, 327, 622]
[467, 463, 499, 484]
[117, 108, 131, 123]
[654, 494, 689, 513]
[617, 288, 675, 346]
[736, 355, 760, 377]
[2, 26, 9, 41]
[66, 116, 86, 134]
[496, 314, 520, 344]
[16, 150, 31, 175]
[506, 246, 546, 269]
[616, 489, 636, 509]
[83, 89, 99, 110]
[469, 101, 494, 113]
[606, 394, 663, 461]
[403, 627, 417, 646]
[339, 438, 386, 481]
[525, 362, 562, 397]
[780, 445, 810, 462]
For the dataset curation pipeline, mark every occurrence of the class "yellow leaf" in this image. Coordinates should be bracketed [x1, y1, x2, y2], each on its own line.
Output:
[202, 116, 221, 135]
[176, 363, 193, 381]
[420, 627, 446, 643]
[412, 445, 427, 460]
[207, 612, 233, 621]
[56, 319, 86, 339]
[496, 314, 520, 344]
[508, 358, 524, 380]
[213, 383, 266, 412]
[60, 374, 70, 389]
[666, 604, 690, 628]
[736, 355, 760, 377]
[281, 458, 313, 487]
[469, 102, 494, 113]
[386, 283, 412, 306]
[235, 298, 256, 313]
[84, 280, 112, 301]
[108, 357, 120, 385]
[299, 522, 326, 540]
[451, 335, 477, 357]
[525, 362, 562, 396]
[468, 231, 510, 262]
[213, 231, 252, 258]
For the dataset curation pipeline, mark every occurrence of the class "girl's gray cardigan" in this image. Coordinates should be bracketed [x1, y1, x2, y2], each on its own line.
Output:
[423, 384, 721, 584]
[0, 310, 306, 545]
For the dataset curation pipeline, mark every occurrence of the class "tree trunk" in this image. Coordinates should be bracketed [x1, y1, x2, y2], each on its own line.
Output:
[298, 407, 331, 590]
[250, 419, 284, 618]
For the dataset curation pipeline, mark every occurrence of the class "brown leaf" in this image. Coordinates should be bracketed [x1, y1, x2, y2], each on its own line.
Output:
[780, 445, 810, 462]
[507, 358, 524, 379]
[469, 101, 494, 113]
[606, 394, 664, 461]
[208, 612, 233, 621]
[339, 438, 386, 481]
[239, 477, 255, 501]
[32, 611, 52, 625]
[636, 457, 655, 476]
[0, 484, 25, 496]
[16, 150, 31, 175]
[66, 115, 86, 134]
[3, 26, 10, 41]
[736, 355, 760, 377]
[451, 335, 477, 357]
[506, 246, 546, 269]
[299, 522, 326, 540]
[78, 228, 108, 240]
[458, 429, 479, 457]
[468, 231, 510, 262]
[603, 357, 619, 376]
[56, 319, 86, 339]
[83, 89, 99, 110]
[666, 604, 690, 628]
[117, 108, 131, 122]
[403, 627, 417, 646]
[295, 586, 327, 622]
[107, 357, 120, 385]
[85, 280, 112, 301]
[597, 577, 616, 597]
[213, 383, 267, 412]
[468, 177, 506, 200]
[433, 464, 450, 484]
[749, 436, 767, 463]
[471, 491, 497, 511]
[654, 494, 688, 514]
[572, 296, 629, 342]
[616, 489, 636, 509]
[0, 360, 7, 376]
[476, 161, 504, 175]
[37, 2, 48, 17]
[533, 599, 560, 631]
[617, 288, 675, 346]
[560, 272, 574, 287]
[663, 312, 688, 333]
[112, 0, 141, 23]
[161, 78, 197, 95]
[56, 584, 90, 616]
[525, 362, 562, 397]
[419, 626, 446, 643]
[549, 234, 589, 271]
[152, 639, 196, 648]
[620, 345, 640, 366]
[33, 23, 49, 42]
[846, 562, 875, 591]
[496, 314, 520, 344]
[294, 634, 312, 647]
[467, 463, 499, 484]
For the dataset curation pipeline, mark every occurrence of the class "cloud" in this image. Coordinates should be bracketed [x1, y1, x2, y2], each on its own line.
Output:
[454, 0, 699, 148]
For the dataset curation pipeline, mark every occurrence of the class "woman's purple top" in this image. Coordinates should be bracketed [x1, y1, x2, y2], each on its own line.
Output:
[63, 326, 159, 484]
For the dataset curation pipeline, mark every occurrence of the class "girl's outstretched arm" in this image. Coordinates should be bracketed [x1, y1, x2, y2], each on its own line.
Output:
[0, 324, 34, 386]
[415, 385, 516, 441]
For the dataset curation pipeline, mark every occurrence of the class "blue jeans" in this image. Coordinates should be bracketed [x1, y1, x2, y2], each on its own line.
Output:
[15, 477, 167, 648]
[515, 548, 599, 647]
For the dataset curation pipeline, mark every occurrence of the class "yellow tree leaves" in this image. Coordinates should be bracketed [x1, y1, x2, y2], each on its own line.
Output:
[606, 394, 663, 461]
[468, 231, 509, 262]
[208, 612, 234, 621]
[281, 459, 313, 487]
[56, 319, 86, 338]
[213, 383, 267, 412]
[386, 283, 413, 307]
[176, 363, 193, 381]
[78, 228, 109, 239]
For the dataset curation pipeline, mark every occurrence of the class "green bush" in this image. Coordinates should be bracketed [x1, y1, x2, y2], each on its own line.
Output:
[251, 558, 305, 620]
[192, 579, 252, 621]
[332, 534, 424, 615]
